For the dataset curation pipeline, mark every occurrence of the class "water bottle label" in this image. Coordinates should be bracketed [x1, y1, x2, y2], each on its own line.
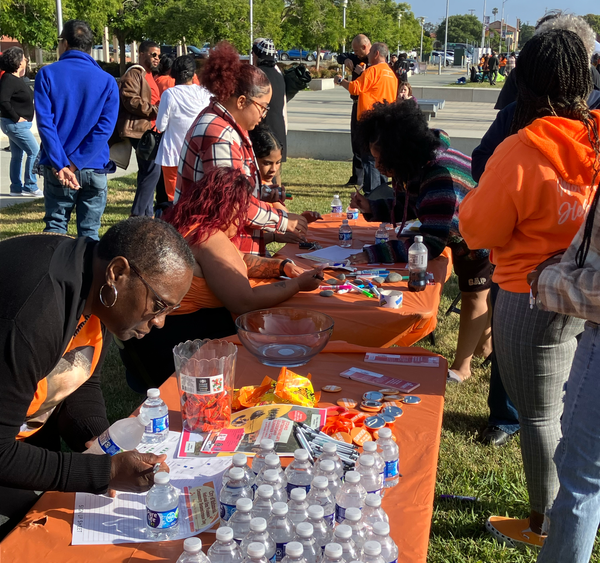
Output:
[286, 482, 311, 495]
[146, 506, 179, 529]
[339, 232, 352, 241]
[375, 236, 389, 244]
[335, 504, 346, 523]
[409, 254, 427, 268]
[98, 429, 122, 456]
[179, 373, 224, 395]
[324, 512, 335, 526]
[145, 414, 169, 434]
[219, 502, 237, 521]
[275, 542, 288, 561]
[389, 559, 398, 563]
[367, 489, 382, 496]
[270, 555, 277, 563]
[384, 459, 399, 478]
[347, 210, 359, 220]
[331, 205, 343, 214]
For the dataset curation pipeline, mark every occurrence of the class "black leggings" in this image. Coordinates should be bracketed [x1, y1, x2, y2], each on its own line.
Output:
[118, 307, 237, 393]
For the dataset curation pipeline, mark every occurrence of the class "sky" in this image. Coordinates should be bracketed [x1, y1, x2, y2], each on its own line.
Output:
[415, 1, 597, 29]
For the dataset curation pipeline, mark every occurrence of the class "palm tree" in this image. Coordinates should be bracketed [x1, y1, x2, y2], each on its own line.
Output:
[492, 8, 499, 50]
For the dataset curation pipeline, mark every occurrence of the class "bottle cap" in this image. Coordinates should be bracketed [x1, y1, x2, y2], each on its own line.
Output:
[344, 507, 361, 522]
[183, 537, 202, 553]
[285, 542, 304, 558]
[363, 541, 382, 556]
[290, 487, 307, 501]
[312, 476, 328, 490]
[320, 460, 335, 472]
[294, 449, 309, 462]
[249, 517, 267, 532]
[247, 542, 266, 558]
[307, 504, 324, 519]
[233, 453, 248, 467]
[334, 524, 352, 540]
[260, 438, 275, 451]
[257, 484, 274, 499]
[147, 388, 160, 399]
[137, 411, 151, 427]
[373, 521, 390, 536]
[271, 502, 288, 516]
[263, 469, 278, 483]
[324, 543, 343, 558]
[236, 497, 253, 512]
[265, 454, 280, 467]
[379, 223, 386, 228]
[216, 526, 234, 542]
[342, 219, 349, 225]
[322, 442, 337, 454]
[334, 194, 340, 198]
[414, 235, 423, 243]
[362, 441, 377, 452]
[359, 454, 375, 467]
[296, 521, 314, 538]
[229, 467, 245, 481]
[365, 493, 382, 508]
[344, 471, 361, 484]
[378, 427, 392, 439]
[153, 472, 170, 485]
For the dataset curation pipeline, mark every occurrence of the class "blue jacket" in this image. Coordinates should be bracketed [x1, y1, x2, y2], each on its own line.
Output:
[34, 50, 119, 171]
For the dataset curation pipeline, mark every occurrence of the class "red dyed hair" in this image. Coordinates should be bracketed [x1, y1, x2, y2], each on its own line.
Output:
[164, 167, 254, 246]
[201, 41, 270, 103]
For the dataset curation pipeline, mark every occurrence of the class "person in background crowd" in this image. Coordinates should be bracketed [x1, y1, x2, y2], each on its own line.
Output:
[336, 42, 398, 195]
[488, 51, 499, 85]
[397, 81, 416, 102]
[253, 38, 287, 185]
[460, 29, 596, 548]
[154, 54, 176, 95]
[116, 39, 161, 217]
[337, 34, 372, 188]
[394, 52, 410, 82]
[155, 55, 210, 202]
[505, 52, 516, 76]
[499, 54, 507, 76]
[0, 47, 41, 197]
[35, 20, 118, 240]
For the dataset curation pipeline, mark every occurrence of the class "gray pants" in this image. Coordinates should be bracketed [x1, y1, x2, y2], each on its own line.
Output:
[494, 289, 584, 514]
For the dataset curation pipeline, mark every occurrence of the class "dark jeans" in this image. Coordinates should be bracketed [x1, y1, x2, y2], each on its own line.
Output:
[42, 166, 108, 240]
[130, 138, 161, 217]
[489, 70, 498, 85]
[487, 281, 520, 434]
[350, 102, 364, 185]
[360, 153, 387, 195]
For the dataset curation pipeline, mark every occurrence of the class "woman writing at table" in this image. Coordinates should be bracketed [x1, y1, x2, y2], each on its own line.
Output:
[349, 101, 492, 384]
[119, 167, 324, 391]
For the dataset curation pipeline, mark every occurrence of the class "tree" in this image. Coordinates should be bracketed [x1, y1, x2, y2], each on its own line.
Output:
[492, 7, 498, 20]
[0, 0, 57, 51]
[436, 14, 482, 45]
[583, 14, 600, 37]
[518, 23, 534, 48]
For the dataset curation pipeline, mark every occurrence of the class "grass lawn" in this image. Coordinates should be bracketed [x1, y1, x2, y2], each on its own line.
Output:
[2, 158, 598, 562]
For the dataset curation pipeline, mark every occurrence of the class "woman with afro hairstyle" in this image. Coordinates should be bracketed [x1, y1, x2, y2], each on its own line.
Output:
[175, 41, 308, 256]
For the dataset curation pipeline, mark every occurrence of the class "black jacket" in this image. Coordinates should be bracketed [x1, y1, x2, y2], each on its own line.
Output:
[258, 61, 288, 161]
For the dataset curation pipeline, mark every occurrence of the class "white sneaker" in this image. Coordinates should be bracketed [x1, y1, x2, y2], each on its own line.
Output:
[23, 189, 44, 197]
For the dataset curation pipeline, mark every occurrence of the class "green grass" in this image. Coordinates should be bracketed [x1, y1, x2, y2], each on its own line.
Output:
[3, 159, 598, 562]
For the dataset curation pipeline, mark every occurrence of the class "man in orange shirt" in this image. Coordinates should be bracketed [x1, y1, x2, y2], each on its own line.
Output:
[336, 43, 398, 193]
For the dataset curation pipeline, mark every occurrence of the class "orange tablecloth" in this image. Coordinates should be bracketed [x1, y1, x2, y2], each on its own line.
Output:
[271, 214, 453, 347]
[1, 342, 446, 563]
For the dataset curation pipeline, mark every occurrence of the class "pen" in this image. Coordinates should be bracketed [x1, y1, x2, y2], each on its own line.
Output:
[319, 284, 353, 291]
[348, 282, 374, 298]
[367, 281, 381, 297]
[529, 287, 536, 310]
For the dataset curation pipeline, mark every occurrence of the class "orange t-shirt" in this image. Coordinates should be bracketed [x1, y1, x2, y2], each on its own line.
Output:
[347, 62, 399, 119]
[155, 74, 201, 95]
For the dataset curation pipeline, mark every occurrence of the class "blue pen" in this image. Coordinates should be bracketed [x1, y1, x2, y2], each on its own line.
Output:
[367, 281, 381, 297]
[356, 269, 390, 275]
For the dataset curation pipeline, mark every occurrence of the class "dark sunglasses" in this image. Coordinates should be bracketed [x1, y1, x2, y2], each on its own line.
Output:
[129, 263, 180, 316]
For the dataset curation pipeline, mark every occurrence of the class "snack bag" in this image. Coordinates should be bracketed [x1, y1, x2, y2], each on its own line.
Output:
[274, 367, 316, 407]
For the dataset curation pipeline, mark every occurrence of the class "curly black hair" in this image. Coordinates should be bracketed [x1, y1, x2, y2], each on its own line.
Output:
[248, 123, 282, 159]
[0, 47, 24, 73]
[356, 100, 440, 183]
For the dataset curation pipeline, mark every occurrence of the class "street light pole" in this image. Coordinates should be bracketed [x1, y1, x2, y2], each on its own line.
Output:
[419, 17, 425, 62]
[55, 0, 63, 35]
[397, 13, 402, 56]
[342, 0, 348, 54]
[249, 0, 254, 58]
[443, 0, 449, 68]
[499, 0, 507, 54]
[480, 0, 486, 49]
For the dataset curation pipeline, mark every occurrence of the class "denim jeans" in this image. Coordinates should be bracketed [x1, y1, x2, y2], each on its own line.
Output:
[360, 152, 387, 195]
[537, 323, 600, 563]
[130, 138, 161, 217]
[0, 117, 40, 193]
[42, 166, 107, 240]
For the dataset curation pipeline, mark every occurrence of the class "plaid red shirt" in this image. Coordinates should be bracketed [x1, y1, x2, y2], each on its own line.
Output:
[175, 100, 288, 255]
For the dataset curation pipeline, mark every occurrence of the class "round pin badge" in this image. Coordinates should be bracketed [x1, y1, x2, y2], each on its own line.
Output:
[363, 391, 384, 402]
[322, 385, 342, 393]
[382, 405, 403, 418]
[383, 395, 401, 402]
[378, 388, 399, 395]
[337, 398, 358, 409]
[380, 412, 396, 424]
[364, 415, 386, 430]
[402, 395, 421, 404]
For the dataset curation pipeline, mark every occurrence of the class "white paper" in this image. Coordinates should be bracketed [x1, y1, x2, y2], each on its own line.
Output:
[298, 245, 364, 263]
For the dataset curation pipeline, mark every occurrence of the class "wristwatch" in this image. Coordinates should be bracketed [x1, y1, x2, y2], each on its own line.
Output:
[279, 259, 294, 277]
[337, 77, 343, 84]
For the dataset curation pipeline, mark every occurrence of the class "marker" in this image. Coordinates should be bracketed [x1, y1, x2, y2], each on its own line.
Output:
[319, 284, 353, 291]
[439, 494, 478, 502]
[348, 282, 374, 298]
[367, 282, 381, 297]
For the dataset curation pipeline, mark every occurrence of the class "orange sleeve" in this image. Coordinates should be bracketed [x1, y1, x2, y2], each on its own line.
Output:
[347, 67, 373, 96]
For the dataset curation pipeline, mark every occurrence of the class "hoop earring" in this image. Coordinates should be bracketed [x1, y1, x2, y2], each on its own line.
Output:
[99, 283, 118, 308]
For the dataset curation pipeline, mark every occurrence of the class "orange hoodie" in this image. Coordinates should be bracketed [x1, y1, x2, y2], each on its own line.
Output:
[459, 112, 600, 293]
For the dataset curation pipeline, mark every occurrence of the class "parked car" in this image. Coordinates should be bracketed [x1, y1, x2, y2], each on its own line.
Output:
[431, 50, 454, 66]
[278, 48, 315, 61]
[314, 50, 337, 61]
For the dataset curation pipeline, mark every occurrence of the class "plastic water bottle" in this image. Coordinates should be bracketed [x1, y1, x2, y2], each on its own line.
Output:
[241, 518, 276, 563]
[321, 543, 344, 563]
[305, 477, 335, 526]
[224, 453, 256, 489]
[177, 538, 211, 563]
[355, 455, 382, 495]
[145, 471, 180, 540]
[366, 522, 398, 563]
[84, 412, 150, 455]
[334, 471, 366, 523]
[315, 443, 344, 479]
[314, 460, 342, 498]
[285, 449, 314, 497]
[408, 235, 428, 292]
[244, 542, 270, 563]
[306, 505, 332, 551]
[339, 220, 353, 248]
[253, 439, 276, 476]
[362, 442, 385, 488]
[362, 541, 386, 563]
[375, 223, 389, 245]
[288, 488, 309, 526]
[294, 522, 319, 563]
[229, 498, 254, 543]
[331, 194, 343, 217]
[281, 541, 307, 563]
[340, 507, 366, 551]
[333, 525, 359, 562]
[268, 502, 295, 562]
[346, 206, 359, 224]
[220, 467, 254, 525]
[362, 493, 389, 531]
[260, 469, 288, 504]
[253, 484, 275, 520]
[256, 455, 288, 496]
[377, 428, 400, 489]
[140, 388, 169, 444]
[208, 526, 244, 563]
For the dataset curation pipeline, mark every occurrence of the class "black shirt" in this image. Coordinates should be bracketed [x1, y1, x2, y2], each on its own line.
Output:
[336, 52, 369, 101]
[258, 61, 288, 161]
[0, 72, 34, 122]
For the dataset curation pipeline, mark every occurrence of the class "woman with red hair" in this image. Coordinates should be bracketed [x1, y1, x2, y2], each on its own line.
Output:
[119, 167, 323, 390]
[175, 41, 309, 256]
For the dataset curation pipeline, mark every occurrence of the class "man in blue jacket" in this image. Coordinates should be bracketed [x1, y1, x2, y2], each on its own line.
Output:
[35, 20, 119, 240]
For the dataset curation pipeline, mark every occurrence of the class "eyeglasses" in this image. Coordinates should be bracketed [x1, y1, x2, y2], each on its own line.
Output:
[149, 52, 160, 58]
[129, 263, 181, 316]
[250, 98, 270, 117]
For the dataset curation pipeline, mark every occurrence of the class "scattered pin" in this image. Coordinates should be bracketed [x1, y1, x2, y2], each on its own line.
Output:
[363, 391, 384, 402]
[350, 426, 372, 446]
[364, 416, 386, 430]
[383, 395, 401, 402]
[382, 405, 403, 418]
[380, 412, 396, 425]
[322, 385, 342, 393]
[402, 395, 421, 404]
[337, 398, 358, 409]
[360, 400, 382, 413]
[378, 388, 400, 395]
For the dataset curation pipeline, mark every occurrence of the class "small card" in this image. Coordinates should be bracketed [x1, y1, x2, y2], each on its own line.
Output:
[339, 367, 420, 393]
[364, 353, 440, 368]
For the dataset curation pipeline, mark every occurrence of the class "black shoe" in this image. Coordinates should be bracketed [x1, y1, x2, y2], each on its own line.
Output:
[480, 426, 513, 447]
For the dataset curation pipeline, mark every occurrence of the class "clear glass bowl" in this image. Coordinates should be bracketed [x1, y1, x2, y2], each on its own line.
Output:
[235, 308, 334, 367]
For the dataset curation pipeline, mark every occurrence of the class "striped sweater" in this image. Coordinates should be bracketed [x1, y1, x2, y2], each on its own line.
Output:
[363, 130, 489, 263]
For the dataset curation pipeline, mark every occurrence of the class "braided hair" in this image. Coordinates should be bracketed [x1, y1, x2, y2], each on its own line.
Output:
[510, 29, 600, 267]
